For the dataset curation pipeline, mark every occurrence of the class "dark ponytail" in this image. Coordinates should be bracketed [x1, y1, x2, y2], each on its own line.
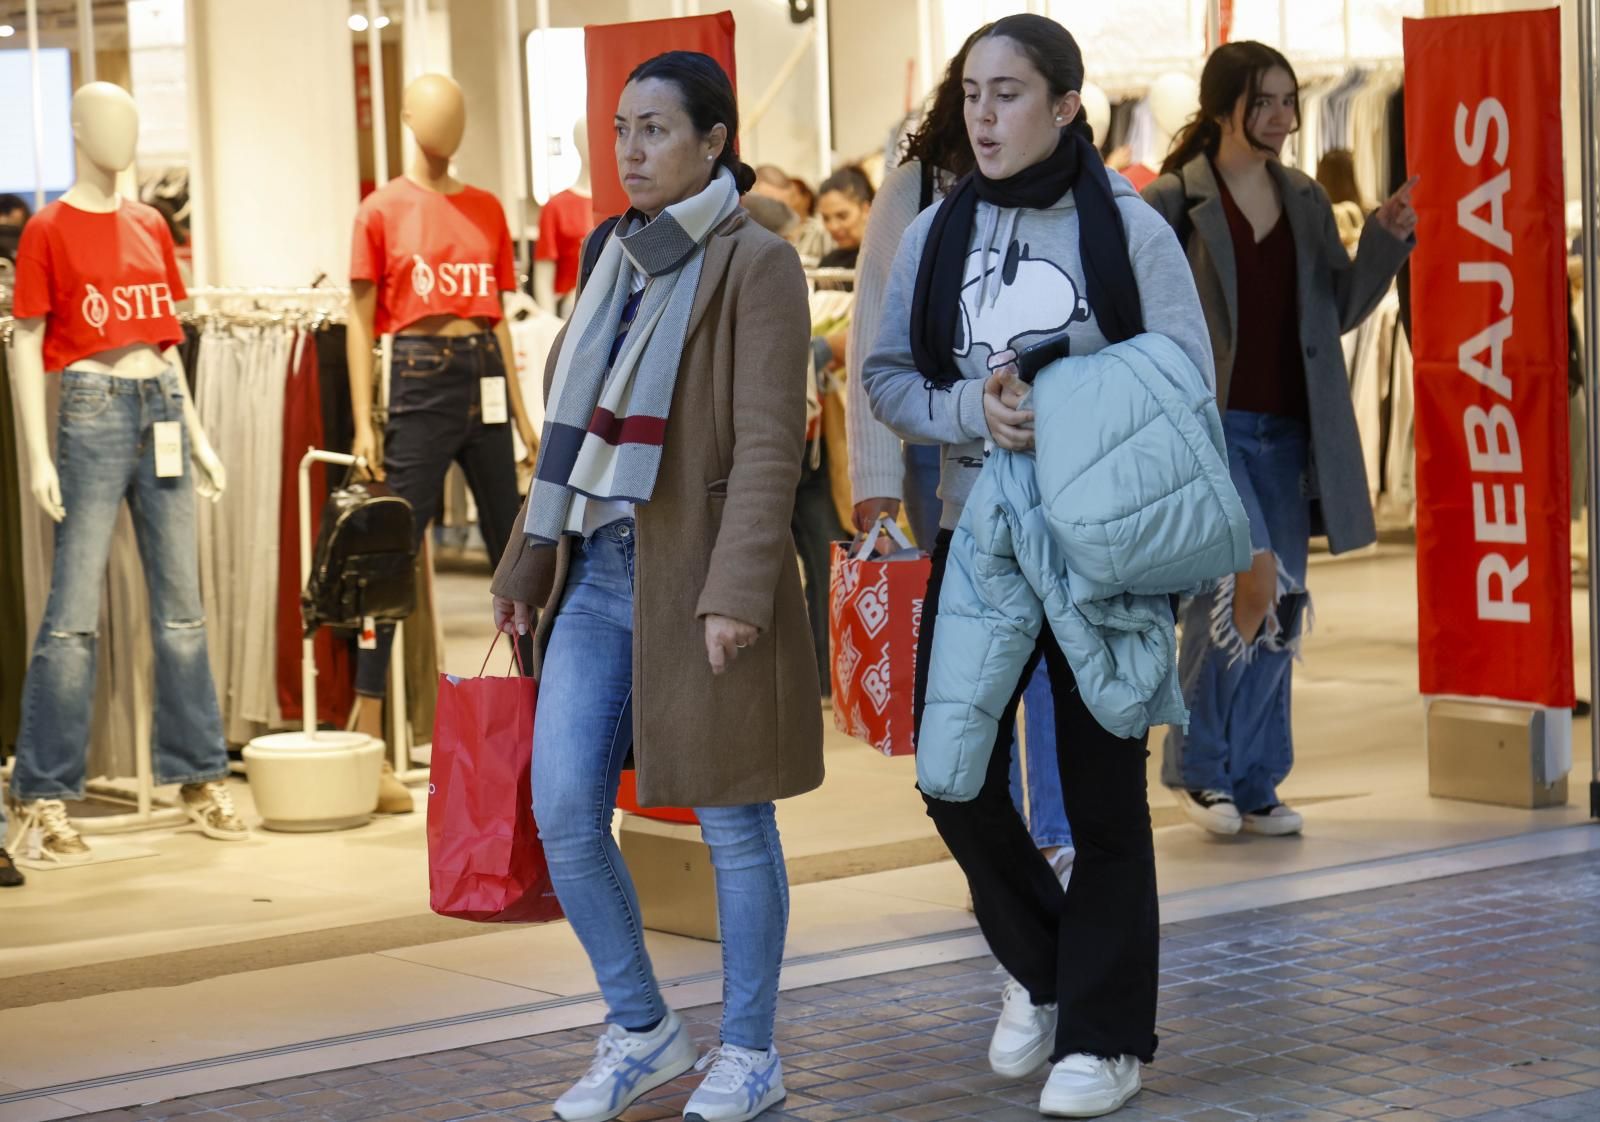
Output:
[626, 51, 756, 194]
[978, 14, 1094, 143]
[1160, 41, 1299, 176]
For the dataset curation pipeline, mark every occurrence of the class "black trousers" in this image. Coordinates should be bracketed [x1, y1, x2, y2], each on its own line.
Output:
[791, 443, 848, 699]
[356, 332, 529, 696]
[914, 530, 1160, 1064]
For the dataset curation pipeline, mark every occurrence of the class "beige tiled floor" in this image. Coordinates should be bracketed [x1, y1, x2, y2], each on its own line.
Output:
[2, 546, 1594, 1112]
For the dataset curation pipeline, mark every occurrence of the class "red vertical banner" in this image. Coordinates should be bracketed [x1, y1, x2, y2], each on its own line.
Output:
[1404, 10, 1572, 706]
[584, 12, 738, 222]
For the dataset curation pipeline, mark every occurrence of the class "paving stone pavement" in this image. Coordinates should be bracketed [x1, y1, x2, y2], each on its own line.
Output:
[81, 851, 1600, 1122]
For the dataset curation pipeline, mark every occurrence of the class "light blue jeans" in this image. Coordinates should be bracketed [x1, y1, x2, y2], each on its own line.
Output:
[1164, 411, 1312, 813]
[1009, 663, 1073, 850]
[11, 369, 228, 801]
[531, 520, 789, 1051]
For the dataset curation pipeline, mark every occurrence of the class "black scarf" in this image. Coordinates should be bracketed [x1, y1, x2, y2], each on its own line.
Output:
[910, 130, 1144, 388]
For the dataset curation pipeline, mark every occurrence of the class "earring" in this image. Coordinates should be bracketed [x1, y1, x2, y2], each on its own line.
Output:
[1055, 116, 1064, 123]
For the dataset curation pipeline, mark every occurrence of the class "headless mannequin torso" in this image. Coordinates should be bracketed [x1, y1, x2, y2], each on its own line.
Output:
[11, 82, 224, 522]
[533, 118, 592, 315]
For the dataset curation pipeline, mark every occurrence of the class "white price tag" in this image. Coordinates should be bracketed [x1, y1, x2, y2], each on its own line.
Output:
[153, 421, 184, 478]
[480, 376, 509, 425]
[359, 616, 378, 650]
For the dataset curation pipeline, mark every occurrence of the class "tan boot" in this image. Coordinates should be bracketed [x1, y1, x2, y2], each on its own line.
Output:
[376, 759, 415, 814]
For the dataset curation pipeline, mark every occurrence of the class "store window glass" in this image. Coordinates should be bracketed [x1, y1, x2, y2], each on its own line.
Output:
[524, 26, 586, 206]
[1047, 0, 1206, 79]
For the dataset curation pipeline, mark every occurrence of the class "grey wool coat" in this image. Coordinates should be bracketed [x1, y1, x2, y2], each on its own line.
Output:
[1142, 156, 1412, 555]
[491, 210, 825, 809]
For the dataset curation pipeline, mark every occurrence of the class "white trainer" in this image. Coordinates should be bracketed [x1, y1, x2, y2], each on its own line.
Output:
[682, 1043, 786, 1121]
[1173, 788, 1242, 836]
[1040, 1053, 1141, 1117]
[1242, 803, 1303, 836]
[988, 976, 1057, 1078]
[553, 1010, 697, 1122]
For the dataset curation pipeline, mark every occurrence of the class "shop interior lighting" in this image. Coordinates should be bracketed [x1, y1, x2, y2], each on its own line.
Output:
[0, 24, 15, 37]
[375, 15, 390, 28]
[349, 14, 368, 32]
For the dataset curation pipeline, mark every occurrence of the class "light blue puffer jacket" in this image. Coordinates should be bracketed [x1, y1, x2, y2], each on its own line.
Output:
[917, 333, 1251, 802]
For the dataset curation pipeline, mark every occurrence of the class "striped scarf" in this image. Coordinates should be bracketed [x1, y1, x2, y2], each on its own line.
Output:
[523, 168, 740, 544]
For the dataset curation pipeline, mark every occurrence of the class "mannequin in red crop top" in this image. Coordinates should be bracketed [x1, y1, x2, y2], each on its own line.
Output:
[346, 74, 539, 806]
[11, 82, 225, 522]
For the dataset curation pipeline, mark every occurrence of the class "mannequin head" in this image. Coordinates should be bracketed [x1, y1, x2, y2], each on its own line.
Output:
[402, 73, 466, 159]
[1148, 72, 1200, 142]
[72, 82, 139, 174]
[573, 116, 589, 167]
[1080, 82, 1110, 148]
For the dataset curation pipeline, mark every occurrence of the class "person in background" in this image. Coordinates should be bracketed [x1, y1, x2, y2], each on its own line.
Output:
[492, 52, 822, 1122]
[1144, 42, 1413, 840]
[741, 193, 800, 243]
[815, 166, 874, 275]
[865, 14, 1215, 1115]
[846, 25, 1076, 896]
[754, 164, 831, 264]
[1315, 147, 1366, 253]
[0, 193, 31, 263]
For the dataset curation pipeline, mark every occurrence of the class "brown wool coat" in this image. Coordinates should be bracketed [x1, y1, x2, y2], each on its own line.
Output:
[491, 210, 825, 809]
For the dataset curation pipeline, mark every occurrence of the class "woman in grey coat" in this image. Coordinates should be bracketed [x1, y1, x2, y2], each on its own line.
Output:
[1142, 41, 1414, 838]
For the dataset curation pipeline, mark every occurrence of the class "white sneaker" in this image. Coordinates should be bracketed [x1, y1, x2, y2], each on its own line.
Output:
[179, 782, 250, 841]
[8, 798, 92, 864]
[1040, 1053, 1141, 1117]
[1173, 788, 1242, 836]
[682, 1043, 786, 1121]
[1242, 803, 1303, 836]
[989, 976, 1057, 1078]
[554, 1010, 697, 1122]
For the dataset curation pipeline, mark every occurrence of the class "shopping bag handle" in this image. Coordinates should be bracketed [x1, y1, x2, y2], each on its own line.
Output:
[479, 630, 528, 678]
[853, 514, 916, 561]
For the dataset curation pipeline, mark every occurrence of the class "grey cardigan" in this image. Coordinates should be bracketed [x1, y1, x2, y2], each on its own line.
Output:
[1142, 156, 1411, 555]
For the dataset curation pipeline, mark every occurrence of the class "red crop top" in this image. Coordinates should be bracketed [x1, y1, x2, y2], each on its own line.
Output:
[350, 177, 518, 334]
[12, 199, 187, 373]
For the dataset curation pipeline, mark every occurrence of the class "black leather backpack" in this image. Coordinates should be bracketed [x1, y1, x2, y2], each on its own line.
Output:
[301, 471, 417, 638]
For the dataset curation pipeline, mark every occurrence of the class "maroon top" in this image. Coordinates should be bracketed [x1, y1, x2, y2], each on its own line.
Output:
[1216, 170, 1308, 420]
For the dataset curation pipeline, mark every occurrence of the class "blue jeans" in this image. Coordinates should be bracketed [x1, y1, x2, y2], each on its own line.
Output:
[531, 521, 789, 1050]
[1008, 663, 1073, 850]
[1164, 411, 1311, 812]
[11, 369, 228, 801]
[902, 443, 943, 550]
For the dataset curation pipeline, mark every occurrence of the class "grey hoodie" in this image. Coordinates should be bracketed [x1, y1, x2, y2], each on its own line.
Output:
[860, 170, 1215, 529]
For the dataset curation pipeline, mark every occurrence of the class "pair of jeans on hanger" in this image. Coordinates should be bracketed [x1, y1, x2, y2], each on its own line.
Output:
[532, 521, 789, 1050]
[355, 332, 528, 696]
[11, 368, 229, 801]
[1163, 410, 1312, 813]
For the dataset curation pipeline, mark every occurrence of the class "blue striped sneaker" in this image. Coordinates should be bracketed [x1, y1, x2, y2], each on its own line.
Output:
[553, 1010, 697, 1122]
[682, 1043, 786, 1122]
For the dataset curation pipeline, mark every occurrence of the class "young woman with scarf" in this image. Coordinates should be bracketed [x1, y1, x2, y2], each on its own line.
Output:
[490, 52, 821, 1122]
[861, 14, 1211, 1118]
[1143, 44, 1413, 840]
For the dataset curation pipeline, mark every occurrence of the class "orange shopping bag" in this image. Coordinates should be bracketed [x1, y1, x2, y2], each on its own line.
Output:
[427, 634, 560, 923]
[828, 517, 930, 756]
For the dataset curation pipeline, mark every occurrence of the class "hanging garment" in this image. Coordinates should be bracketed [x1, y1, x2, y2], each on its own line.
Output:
[275, 330, 356, 727]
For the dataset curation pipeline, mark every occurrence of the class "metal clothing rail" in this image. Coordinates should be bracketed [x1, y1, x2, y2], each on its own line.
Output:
[1577, 0, 1600, 819]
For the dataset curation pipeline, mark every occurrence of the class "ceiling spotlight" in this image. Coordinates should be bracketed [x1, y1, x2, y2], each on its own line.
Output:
[0, 24, 16, 37]
[348, 14, 369, 32]
[375, 15, 391, 28]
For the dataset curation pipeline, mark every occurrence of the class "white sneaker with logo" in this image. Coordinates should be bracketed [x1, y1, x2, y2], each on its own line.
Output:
[989, 976, 1057, 1078]
[1242, 803, 1303, 836]
[1174, 788, 1242, 835]
[682, 1043, 786, 1121]
[1040, 1053, 1141, 1117]
[554, 1010, 697, 1122]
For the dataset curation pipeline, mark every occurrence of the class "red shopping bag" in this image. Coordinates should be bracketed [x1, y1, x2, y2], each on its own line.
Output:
[427, 635, 561, 923]
[828, 518, 930, 756]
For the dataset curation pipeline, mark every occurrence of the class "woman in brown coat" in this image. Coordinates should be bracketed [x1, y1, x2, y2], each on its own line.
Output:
[490, 52, 821, 1122]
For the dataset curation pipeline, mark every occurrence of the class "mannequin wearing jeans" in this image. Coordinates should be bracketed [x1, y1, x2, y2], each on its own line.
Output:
[346, 74, 539, 813]
[8, 82, 243, 861]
